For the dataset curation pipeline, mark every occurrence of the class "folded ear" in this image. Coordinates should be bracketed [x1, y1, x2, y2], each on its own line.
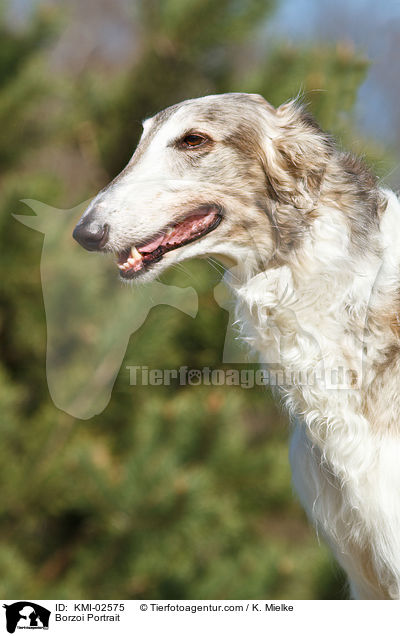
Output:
[260, 100, 334, 212]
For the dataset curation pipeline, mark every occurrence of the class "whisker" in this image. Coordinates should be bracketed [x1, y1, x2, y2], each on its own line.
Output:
[170, 262, 198, 282]
[207, 257, 240, 282]
[206, 257, 226, 277]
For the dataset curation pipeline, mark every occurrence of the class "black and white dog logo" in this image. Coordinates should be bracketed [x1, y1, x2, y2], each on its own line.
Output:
[3, 602, 50, 633]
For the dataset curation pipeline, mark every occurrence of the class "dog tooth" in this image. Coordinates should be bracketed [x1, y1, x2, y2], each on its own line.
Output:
[130, 246, 142, 260]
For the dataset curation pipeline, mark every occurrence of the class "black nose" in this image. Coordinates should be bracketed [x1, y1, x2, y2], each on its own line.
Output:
[73, 221, 109, 251]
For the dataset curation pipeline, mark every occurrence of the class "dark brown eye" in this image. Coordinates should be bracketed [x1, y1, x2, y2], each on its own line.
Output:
[181, 133, 207, 148]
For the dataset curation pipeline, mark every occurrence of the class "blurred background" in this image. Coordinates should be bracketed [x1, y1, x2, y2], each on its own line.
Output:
[1, 0, 400, 600]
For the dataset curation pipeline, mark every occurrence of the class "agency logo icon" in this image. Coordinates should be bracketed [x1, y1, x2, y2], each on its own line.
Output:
[2, 602, 51, 633]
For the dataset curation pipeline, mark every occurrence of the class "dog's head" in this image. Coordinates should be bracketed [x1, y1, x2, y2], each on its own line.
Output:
[73, 93, 333, 281]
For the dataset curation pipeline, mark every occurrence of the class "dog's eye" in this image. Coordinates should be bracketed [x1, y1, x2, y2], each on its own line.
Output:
[181, 134, 207, 148]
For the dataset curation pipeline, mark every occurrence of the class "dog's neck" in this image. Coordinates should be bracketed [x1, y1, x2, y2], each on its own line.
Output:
[224, 187, 400, 469]
[230, 185, 399, 348]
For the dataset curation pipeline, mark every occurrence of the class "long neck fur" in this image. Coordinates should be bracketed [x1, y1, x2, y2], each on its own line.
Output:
[226, 157, 400, 598]
[230, 152, 396, 454]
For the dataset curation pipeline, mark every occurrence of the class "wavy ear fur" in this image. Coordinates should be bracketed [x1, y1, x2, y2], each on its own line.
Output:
[261, 100, 334, 213]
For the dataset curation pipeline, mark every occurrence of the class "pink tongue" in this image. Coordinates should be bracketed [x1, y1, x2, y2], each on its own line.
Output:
[137, 233, 165, 254]
[162, 213, 214, 247]
[138, 211, 217, 254]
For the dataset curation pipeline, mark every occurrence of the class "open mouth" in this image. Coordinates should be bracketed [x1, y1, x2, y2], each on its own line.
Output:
[117, 205, 222, 278]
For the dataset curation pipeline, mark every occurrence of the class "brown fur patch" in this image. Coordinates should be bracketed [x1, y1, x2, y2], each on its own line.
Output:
[390, 313, 400, 338]
[363, 339, 400, 433]
[322, 152, 380, 253]
[261, 102, 335, 217]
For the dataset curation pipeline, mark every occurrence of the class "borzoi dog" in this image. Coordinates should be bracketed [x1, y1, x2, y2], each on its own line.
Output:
[73, 93, 400, 599]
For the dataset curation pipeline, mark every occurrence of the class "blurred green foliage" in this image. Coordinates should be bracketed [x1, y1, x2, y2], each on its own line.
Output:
[0, 0, 386, 599]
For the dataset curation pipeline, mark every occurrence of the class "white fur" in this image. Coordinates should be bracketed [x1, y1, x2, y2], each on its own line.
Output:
[230, 190, 400, 599]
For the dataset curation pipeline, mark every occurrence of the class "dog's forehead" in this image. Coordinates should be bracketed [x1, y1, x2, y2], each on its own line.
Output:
[142, 94, 272, 141]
